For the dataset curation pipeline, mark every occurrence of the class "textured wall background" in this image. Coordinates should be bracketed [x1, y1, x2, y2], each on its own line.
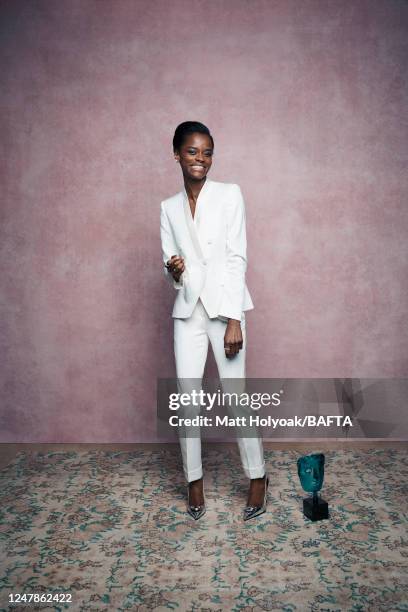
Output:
[1, 0, 407, 442]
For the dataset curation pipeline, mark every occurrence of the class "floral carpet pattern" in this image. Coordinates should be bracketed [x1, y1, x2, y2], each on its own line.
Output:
[0, 448, 407, 611]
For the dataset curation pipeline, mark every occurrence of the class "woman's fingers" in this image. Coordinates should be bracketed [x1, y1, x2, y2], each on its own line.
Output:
[225, 341, 240, 358]
[224, 322, 243, 358]
[169, 255, 183, 268]
[169, 255, 184, 277]
[173, 263, 184, 275]
[224, 344, 233, 358]
[169, 255, 183, 264]
[175, 261, 185, 272]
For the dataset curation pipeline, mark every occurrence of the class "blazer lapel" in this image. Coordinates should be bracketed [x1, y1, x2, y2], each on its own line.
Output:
[182, 178, 213, 261]
[182, 192, 204, 260]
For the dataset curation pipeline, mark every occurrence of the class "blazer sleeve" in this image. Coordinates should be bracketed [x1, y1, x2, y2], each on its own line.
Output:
[160, 201, 184, 290]
[217, 184, 247, 321]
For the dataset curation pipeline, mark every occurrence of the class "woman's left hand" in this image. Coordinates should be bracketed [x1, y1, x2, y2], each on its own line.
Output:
[224, 320, 243, 358]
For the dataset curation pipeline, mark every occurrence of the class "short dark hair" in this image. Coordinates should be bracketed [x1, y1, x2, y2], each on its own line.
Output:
[173, 121, 214, 152]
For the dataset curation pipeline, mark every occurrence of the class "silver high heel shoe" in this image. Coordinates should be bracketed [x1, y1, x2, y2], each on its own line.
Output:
[243, 474, 269, 521]
[187, 478, 206, 520]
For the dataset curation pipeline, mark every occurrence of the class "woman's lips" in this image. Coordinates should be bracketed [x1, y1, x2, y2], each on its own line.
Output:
[191, 165, 205, 170]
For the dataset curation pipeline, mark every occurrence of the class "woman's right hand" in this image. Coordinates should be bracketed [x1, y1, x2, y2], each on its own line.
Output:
[166, 255, 185, 282]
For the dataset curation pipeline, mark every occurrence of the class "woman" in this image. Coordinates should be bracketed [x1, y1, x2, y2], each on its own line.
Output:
[160, 121, 268, 520]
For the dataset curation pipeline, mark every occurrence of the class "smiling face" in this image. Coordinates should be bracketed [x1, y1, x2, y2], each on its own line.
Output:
[174, 132, 213, 182]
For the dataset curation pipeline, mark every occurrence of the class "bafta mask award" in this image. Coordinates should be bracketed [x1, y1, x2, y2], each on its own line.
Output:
[297, 453, 329, 521]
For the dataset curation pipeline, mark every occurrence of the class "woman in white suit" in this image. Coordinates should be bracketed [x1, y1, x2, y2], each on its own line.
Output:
[160, 121, 268, 521]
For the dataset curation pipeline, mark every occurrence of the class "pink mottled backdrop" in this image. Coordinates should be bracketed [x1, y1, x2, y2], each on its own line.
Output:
[1, 1, 407, 442]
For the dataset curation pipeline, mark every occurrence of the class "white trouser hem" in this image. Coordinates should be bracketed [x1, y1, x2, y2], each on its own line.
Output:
[185, 464, 203, 483]
[242, 462, 266, 479]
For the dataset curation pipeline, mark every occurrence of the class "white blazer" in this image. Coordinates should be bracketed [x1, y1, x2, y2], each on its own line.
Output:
[160, 178, 254, 321]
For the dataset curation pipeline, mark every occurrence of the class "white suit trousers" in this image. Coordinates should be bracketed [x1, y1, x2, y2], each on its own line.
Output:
[174, 299, 265, 482]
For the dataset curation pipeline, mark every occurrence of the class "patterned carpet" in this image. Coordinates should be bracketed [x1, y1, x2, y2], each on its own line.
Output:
[0, 448, 407, 612]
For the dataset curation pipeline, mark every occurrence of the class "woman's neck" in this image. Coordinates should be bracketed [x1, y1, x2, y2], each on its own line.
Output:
[184, 176, 207, 201]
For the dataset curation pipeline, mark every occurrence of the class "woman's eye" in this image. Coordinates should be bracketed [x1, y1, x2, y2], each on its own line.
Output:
[186, 150, 212, 156]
